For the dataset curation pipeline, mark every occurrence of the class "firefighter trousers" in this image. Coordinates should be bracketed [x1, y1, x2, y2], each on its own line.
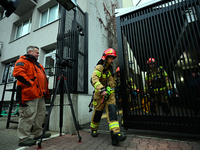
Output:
[150, 91, 170, 114]
[90, 93, 120, 134]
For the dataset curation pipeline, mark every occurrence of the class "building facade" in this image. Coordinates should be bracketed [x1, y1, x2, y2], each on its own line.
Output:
[0, 0, 124, 132]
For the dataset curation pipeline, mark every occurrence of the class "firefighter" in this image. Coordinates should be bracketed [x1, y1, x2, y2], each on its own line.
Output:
[115, 67, 137, 110]
[90, 48, 126, 146]
[127, 71, 137, 110]
[144, 58, 173, 114]
[115, 67, 122, 109]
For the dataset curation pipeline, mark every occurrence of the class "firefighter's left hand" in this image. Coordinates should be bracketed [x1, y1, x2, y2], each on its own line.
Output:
[168, 90, 173, 96]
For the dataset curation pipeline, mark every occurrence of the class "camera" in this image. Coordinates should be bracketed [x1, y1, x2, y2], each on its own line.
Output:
[56, 58, 73, 69]
[56, 54, 75, 69]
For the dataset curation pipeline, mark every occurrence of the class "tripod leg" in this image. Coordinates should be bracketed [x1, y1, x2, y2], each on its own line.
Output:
[59, 78, 64, 135]
[38, 78, 61, 148]
[64, 79, 82, 142]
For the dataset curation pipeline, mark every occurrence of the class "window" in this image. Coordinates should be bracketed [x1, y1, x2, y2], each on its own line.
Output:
[0, 10, 6, 20]
[2, 61, 16, 83]
[40, 4, 59, 27]
[15, 19, 32, 39]
[44, 50, 56, 77]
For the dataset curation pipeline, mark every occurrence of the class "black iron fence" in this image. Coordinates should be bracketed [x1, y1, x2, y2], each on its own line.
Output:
[116, 0, 200, 134]
[56, 5, 88, 93]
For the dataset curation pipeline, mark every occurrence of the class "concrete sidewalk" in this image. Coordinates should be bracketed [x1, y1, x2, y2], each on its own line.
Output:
[25, 129, 200, 150]
[0, 115, 200, 150]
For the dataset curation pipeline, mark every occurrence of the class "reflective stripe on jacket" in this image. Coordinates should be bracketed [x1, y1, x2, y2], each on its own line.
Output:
[91, 64, 116, 99]
[144, 66, 172, 94]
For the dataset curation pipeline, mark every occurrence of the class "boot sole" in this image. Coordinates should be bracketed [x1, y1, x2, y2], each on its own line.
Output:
[33, 136, 51, 140]
[33, 134, 51, 140]
[18, 142, 36, 146]
[120, 136, 126, 142]
[112, 136, 127, 146]
[91, 134, 97, 137]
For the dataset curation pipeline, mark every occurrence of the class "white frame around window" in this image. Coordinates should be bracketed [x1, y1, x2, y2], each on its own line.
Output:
[15, 18, 32, 39]
[2, 62, 16, 83]
[0, 10, 6, 19]
[40, 4, 59, 27]
[44, 50, 56, 77]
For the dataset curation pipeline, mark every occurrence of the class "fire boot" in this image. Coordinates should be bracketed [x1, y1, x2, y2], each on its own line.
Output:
[110, 130, 126, 146]
[91, 130, 97, 137]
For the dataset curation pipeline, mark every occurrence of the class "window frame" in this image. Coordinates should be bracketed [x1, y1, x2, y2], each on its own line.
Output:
[2, 62, 16, 83]
[39, 4, 59, 28]
[15, 18, 32, 39]
[0, 10, 6, 20]
[43, 50, 56, 77]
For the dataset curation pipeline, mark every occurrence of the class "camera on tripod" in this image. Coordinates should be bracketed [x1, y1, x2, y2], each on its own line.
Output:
[56, 54, 75, 69]
[38, 54, 81, 149]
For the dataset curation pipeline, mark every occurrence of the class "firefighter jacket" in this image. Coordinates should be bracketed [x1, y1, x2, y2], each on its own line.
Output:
[144, 66, 172, 95]
[127, 76, 137, 92]
[13, 54, 49, 103]
[116, 76, 137, 94]
[91, 60, 116, 100]
[115, 76, 121, 95]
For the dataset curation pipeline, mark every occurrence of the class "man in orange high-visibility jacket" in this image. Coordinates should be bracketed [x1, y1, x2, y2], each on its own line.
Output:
[13, 46, 51, 146]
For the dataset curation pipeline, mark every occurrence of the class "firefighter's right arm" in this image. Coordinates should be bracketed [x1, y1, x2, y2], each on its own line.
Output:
[91, 65, 104, 93]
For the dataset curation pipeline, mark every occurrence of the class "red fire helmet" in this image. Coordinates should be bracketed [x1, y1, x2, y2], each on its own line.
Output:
[116, 67, 120, 73]
[147, 58, 156, 64]
[101, 48, 117, 60]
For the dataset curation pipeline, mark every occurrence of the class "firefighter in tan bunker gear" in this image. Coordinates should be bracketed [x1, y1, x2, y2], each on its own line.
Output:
[90, 48, 126, 146]
[115, 67, 137, 110]
[144, 58, 172, 114]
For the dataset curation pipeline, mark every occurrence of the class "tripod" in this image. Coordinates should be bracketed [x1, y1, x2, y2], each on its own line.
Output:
[38, 70, 82, 148]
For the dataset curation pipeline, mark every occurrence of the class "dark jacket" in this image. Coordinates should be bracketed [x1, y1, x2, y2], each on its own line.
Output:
[188, 75, 200, 90]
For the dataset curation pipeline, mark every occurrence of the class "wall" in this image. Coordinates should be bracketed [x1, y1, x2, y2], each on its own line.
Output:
[77, 94, 93, 125]
[0, 0, 123, 133]
[0, 0, 59, 63]
[49, 94, 92, 133]
[0, 0, 59, 101]
[82, 0, 123, 95]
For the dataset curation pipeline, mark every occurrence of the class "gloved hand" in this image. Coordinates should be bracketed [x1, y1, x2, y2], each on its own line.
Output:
[43, 92, 48, 99]
[133, 91, 137, 96]
[168, 90, 173, 96]
[18, 102, 28, 107]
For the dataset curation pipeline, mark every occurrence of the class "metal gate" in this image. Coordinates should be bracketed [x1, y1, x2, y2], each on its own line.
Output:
[116, 0, 200, 134]
[56, 5, 88, 93]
